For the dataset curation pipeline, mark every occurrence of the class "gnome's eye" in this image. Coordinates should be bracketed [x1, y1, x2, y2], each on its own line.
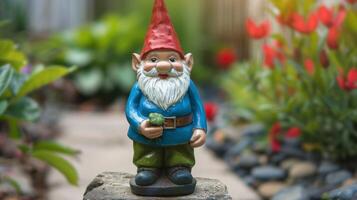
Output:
[150, 58, 158, 63]
[169, 57, 176, 62]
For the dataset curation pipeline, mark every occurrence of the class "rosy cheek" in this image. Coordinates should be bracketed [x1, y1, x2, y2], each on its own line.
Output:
[172, 63, 183, 72]
[143, 64, 155, 72]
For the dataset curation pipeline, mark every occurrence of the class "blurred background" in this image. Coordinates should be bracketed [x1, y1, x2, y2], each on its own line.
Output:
[0, 0, 356, 200]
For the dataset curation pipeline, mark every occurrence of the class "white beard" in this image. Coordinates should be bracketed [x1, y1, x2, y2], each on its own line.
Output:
[137, 63, 191, 110]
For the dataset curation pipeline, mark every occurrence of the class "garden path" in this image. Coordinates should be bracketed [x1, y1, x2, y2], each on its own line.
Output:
[48, 111, 260, 200]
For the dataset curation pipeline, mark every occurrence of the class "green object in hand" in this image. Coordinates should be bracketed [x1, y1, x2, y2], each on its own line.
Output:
[149, 113, 164, 126]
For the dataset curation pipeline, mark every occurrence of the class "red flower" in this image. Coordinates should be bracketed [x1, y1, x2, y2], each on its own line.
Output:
[291, 12, 319, 34]
[262, 44, 285, 69]
[246, 18, 271, 39]
[216, 48, 237, 70]
[334, 6, 347, 28]
[325, 6, 346, 50]
[337, 68, 357, 91]
[318, 5, 334, 27]
[304, 59, 315, 75]
[327, 26, 340, 49]
[204, 102, 219, 122]
[285, 127, 301, 138]
[269, 122, 282, 152]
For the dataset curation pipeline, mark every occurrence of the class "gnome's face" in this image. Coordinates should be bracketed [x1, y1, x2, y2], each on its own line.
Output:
[132, 50, 194, 110]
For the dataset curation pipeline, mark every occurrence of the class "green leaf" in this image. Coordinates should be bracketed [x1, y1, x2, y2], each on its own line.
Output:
[5, 97, 40, 121]
[9, 72, 27, 96]
[0, 100, 8, 115]
[0, 64, 14, 96]
[0, 40, 27, 71]
[8, 118, 21, 139]
[15, 66, 76, 99]
[33, 141, 79, 156]
[32, 150, 78, 185]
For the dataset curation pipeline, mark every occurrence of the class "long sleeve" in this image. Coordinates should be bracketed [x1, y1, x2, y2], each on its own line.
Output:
[125, 83, 145, 132]
[188, 80, 207, 132]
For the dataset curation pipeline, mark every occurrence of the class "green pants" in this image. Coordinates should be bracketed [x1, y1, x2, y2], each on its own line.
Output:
[133, 142, 195, 168]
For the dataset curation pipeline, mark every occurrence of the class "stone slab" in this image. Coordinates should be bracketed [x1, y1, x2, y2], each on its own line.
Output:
[83, 172, 232, 200]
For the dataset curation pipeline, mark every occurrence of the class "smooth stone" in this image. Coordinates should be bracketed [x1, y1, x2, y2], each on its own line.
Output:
[241, 124, 265, 137]
[280, 146, 306, 159]
[258, 155, 268, 165]
[283, 137, 301, 147]
[252, 166, 287, 181]
[280, 159, 301, 170]
[326, 170, 352, 185]
[328, 183, 357, 200]
[237, 153, 259, 169]
[272, 185, 306, 200]
[307, 184, 340, 200]
[258, 182, 286, 199]
[289, 162, 317, 179]
[243, 176, 259, 188]
[83, 172, 232, 200]
[233, 168, 249, 177]
[251, 141, 268, 154]
[205, 136, 234, 158]
[224, 138, 253, 158]
[270, 153, 288, 165]
[318, 161, 340, 175]
[343, 179, 357, 187]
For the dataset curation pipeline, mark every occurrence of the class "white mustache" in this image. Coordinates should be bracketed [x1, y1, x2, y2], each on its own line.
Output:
[141, 64, 184, 78]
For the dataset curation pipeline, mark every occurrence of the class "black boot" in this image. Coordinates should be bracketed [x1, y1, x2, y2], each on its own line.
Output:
[167, 166, 193, 185]
[135, 168, 160, 186]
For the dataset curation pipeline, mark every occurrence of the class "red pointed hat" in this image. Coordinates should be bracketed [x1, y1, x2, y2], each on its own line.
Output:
[141, 0, 184, 59]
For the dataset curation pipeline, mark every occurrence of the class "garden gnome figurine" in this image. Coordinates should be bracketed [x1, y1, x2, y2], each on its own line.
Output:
[125, 0, 207, 196]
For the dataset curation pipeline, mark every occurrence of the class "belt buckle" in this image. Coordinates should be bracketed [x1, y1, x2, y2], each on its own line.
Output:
[164, 116, 176, 129]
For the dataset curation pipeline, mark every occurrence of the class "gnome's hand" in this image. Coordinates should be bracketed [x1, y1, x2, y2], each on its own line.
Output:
[139, 120, 163, 139]
[190, 129, 206, 148]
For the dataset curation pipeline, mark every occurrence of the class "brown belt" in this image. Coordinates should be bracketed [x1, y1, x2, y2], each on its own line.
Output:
[163, 114, 193, 129]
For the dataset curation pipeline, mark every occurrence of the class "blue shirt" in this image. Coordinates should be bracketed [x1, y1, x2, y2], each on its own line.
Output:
[125, 80, 207, 147]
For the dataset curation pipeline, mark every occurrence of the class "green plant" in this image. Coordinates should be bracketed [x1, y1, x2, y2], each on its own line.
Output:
[0, 39, 78, 192]
[222, 1, 357, 159]
[30, 15, 144, 103]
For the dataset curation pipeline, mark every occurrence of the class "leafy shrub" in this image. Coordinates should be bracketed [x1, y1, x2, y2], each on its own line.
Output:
[30, 15, 144, 103]
[0, 39, 78, 191]
[222, 1, 357, 159]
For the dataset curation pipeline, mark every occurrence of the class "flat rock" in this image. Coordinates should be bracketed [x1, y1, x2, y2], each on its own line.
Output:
[289, 162, 317, 179]
[328, 183, 357, 200]
[318, 161, 340, 175]
[258, 182, 286, 199]
[252, 166, 287, 181]
[237, 153, 259, 169]
[83, 172, 232, 200]
[326, 170, 352, 185]
[280, 159, 301, 170]
[272, 185, 306, 200]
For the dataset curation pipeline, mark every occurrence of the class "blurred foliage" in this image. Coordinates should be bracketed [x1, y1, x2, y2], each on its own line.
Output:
[0, 38, 79, 191]
[0, 0, 27, 37]
[29, 15, 142, 102]
[223, 1, 357, 159]
[27, 0, 223, 104]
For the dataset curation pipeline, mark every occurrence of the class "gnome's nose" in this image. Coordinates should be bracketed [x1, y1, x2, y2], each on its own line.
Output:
[156, 61, 172, 73]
